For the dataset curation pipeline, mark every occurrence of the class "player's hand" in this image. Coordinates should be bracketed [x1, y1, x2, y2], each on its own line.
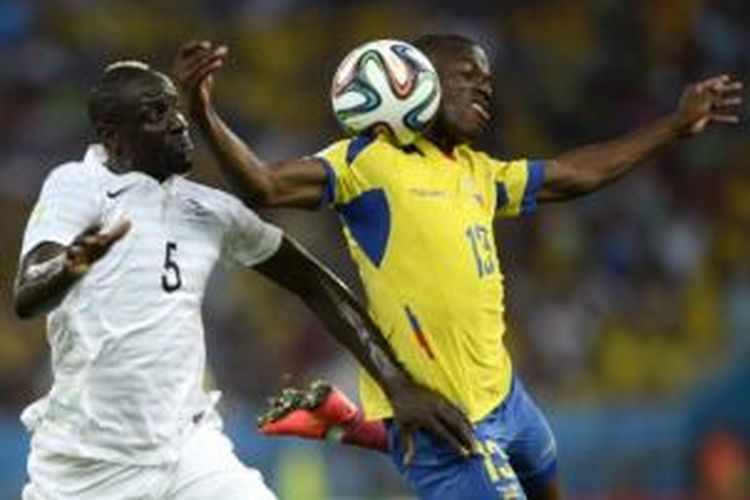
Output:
[172, 40, 228, 117]
[675, 74, 743, 136]
[65, 220, 131, 277]
[385, 379, 476, 465]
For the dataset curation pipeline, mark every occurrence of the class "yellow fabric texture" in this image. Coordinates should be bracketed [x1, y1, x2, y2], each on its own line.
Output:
[316, 134, 540, 422]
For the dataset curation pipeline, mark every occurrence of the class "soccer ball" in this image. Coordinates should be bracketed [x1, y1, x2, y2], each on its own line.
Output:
[331, 39, 441, 145]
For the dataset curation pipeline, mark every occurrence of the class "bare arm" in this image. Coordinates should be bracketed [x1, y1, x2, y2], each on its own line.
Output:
[173, 41, 327, 209]
[255, 236, 475, 456]
[197, 106, 327, 208]
[14, 222, 131, 318]
[15, 243, 77, 318]
[539, 75, 743, 202]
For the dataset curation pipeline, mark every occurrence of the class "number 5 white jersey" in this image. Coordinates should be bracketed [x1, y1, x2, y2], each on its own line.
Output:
[19, 144, 282, 465]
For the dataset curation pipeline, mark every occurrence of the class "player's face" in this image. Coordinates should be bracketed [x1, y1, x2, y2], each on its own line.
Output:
[115, 72, 194, 178]
[433, 44, 493, 144]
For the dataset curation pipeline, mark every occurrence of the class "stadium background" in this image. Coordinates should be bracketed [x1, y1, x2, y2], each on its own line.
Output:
[0, 0, 748, 498]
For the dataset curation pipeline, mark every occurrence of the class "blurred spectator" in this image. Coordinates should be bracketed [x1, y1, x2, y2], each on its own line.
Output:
[697, 429, 750, 499]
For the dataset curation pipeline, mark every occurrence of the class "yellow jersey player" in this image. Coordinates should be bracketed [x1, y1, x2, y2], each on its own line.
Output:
[174, 35, 742, 500]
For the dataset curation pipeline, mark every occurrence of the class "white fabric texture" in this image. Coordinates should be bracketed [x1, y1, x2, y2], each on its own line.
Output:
[23, 425, 276, 499]
[19, 144, 282, 465]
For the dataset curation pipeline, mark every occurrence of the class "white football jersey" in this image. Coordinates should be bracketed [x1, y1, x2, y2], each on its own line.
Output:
[19, 145, 282, 465]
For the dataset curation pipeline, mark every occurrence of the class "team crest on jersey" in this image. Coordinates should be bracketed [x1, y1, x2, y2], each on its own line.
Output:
[183, 197, 211, 217]
[462, 176, 484, 206]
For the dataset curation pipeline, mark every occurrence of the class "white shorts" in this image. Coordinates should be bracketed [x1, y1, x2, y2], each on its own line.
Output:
[22, 426, 276, 500]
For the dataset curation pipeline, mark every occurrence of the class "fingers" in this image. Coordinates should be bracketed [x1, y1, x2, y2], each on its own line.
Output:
[694, 74, 731, 93]
[683, 74, 743, 131]
[710, 78, 743, 125]
[710, 114, 740, 124]
[694, 75, 743, 97]
[399, 403, 475, 461]
[712, 81, 743, 105]
[181, 46, 227, 78]
[402, 427, 415, 467]
[188, 51, 227, 88]
[716, 80, 743, 94]
[69, 220, 131, 268]
[181, 52, 226, 92]
[64, 245, 91, 276]
[74, 224, 102, 241]
[99, 220, 132, 247]
[427, 415, 472, 458]
[437, 403, 476, 455]
[179, 40, 212, 58]
[175, 40, 228, 88]
[716, 97, 743, 107]
[390, 383, 477, 463]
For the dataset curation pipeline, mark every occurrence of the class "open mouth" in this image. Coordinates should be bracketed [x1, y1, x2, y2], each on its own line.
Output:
[471, 102, 491, 122]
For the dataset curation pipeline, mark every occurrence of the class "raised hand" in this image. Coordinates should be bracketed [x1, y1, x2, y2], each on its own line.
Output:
[676, 74, 743, 136]
[65, 220, 131, 277]
[172, 40, 228, 117]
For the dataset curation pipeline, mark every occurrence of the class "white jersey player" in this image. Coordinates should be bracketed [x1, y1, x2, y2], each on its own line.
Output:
[13, 62, 475, 499]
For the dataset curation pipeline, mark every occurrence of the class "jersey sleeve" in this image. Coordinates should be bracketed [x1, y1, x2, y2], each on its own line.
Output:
[220, 195, 283, 268]
[313, 134, 384, 207]
[21, 164, 102, 259]
[479, 153, 546, 218]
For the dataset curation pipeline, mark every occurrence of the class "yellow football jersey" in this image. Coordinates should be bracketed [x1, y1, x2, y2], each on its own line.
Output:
[316, 133, 545, 422]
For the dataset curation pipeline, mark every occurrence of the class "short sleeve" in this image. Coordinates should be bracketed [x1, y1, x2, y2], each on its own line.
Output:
[314, 134, 382, 208]
[488, 157, 546, 218]
[221, 196, 283, 268]
[21, 164, 102, 258]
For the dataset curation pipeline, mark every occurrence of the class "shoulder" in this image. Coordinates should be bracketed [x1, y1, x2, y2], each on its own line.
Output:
[46, 144, 111, 184]
[456, 144, 496, 166]
[45, 160, 94, 183]
[173, 177, 250, 222]
[457, 145, 531, 172]
[175, 177, 241, 206]
[316, 133, 400, 170]
[39, 159, 104, 198]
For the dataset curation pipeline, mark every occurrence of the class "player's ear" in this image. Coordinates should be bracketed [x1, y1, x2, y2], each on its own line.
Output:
[94, 122, 120, 155]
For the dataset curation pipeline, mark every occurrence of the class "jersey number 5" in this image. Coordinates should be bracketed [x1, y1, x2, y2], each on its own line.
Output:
[162, 241, 182, 293]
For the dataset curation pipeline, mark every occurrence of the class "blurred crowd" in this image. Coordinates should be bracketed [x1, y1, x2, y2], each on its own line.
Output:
[0, 0, 748, 496]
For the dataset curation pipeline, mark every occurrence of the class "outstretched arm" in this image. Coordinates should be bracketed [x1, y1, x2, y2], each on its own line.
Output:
[255, 236, 475, 458]
[14, 222, 130, 318]
[173, 41, 326, 209]
[539, 75, 743, 202]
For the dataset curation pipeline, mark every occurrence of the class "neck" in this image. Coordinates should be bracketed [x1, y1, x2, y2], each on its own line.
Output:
[105, 154, 170, 182]
[424, 128, 459, 155]
[105, 154, 132, 175]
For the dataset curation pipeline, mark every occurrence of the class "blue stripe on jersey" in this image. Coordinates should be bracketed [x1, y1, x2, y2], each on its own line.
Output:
[346, 132, 377, 165]
[337, 189, 391, 266]
[521, 160, 546, 215]
[315, 156, 337, 208]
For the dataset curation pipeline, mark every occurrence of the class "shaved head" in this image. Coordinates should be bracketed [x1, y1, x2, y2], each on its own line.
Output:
[411, 34, 494, 146]
[88, 60, 171, 133]
[86, 59, 194, 180]
[412, 34, 478, 61]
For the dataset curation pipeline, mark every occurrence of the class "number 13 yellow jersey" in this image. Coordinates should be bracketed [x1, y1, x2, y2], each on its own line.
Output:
[316, 133, 545, 422]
